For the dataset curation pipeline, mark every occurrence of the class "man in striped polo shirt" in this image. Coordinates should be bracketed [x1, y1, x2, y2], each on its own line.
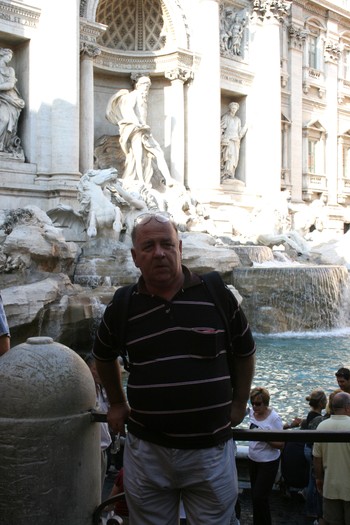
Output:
[93, 211, 255, 524]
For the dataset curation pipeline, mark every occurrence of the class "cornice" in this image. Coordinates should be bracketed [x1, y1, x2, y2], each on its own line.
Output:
[0, 0, 40, 29]
[295, 0, 350, 21]
[94, 47, 197, 76]
[220, 61, 254, 89]
[80, 18, 107, 44]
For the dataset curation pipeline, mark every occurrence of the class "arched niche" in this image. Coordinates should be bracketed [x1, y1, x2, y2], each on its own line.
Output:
[80, 0, 190, 51]
[79, 0, 195, 184]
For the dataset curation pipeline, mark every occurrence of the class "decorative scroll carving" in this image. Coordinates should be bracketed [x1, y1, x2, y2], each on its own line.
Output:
[164, 68, 193, 83]
[288, 25, 308, 50]
[80, 0, 88, 18]
[324, 40, 341, 63]
[251, 0, 291, 22]
[80, 42, 101, 59]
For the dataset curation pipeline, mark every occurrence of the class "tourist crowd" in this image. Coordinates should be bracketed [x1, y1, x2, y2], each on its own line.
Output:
[248, 367, 350, 525]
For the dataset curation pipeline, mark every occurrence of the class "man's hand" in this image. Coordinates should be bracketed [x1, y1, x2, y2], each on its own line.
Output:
[107, 401, 130, 435]
[0, 334, 10, 356]
[315, 478, 324, 495]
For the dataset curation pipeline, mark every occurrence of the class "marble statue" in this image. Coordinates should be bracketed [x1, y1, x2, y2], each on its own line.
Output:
[309, 192, 328, 233]
[0, 48, 25, 159]
[239, 190, 311, 255]
[220, 7, 246, 57]
[220, 102, 247, 182]
[77, 168, 123, 238]
[48, 168, 123, 240]
[48, 169, 160, 241]
[105, 76, 173, 187]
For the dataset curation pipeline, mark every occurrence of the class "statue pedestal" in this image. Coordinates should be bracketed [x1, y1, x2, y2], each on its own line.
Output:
[0, 150, 25, 162]
[221, 178, 245, 191]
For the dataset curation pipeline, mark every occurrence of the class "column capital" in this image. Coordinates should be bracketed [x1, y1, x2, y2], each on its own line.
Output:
[288, 25, 307, 50]
[165, 68, 194, 84]
[324, 40, 341, 64]
[250, 0, 291, 23]
[80, 42, 101, 59]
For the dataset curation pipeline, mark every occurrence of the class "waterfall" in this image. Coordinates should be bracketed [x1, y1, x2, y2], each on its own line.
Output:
[232, 265, 350, 333]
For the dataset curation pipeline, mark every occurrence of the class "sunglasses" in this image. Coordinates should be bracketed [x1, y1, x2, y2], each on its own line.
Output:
[134, 211, 173, 227]
[251, 401, 263, 407]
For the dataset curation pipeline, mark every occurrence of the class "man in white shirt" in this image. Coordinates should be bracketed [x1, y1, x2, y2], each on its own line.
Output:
[313, 391, 350, 524]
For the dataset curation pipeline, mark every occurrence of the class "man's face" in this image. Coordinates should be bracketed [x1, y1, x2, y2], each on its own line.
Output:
[131, 219, 182, 289]
[336, 375, 350, 393]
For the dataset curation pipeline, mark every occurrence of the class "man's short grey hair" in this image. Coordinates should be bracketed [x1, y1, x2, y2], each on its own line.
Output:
[332, 391, 350, 410]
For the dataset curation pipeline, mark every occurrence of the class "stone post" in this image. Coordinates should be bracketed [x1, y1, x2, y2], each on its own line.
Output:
[80, 43, 101, 175]
[0, 337, 100, 525]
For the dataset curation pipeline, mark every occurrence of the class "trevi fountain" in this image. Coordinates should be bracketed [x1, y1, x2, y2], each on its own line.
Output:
[1, 1, 350, 423]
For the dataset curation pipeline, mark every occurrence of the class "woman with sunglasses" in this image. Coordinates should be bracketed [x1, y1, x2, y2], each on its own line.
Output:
[248, 387, 284, 525]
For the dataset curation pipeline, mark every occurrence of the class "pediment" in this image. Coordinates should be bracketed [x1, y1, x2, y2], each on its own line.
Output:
[303, 119, 326, 132]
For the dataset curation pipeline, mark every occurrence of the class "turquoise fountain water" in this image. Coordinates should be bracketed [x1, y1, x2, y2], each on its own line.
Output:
[250, 329, 350, 425]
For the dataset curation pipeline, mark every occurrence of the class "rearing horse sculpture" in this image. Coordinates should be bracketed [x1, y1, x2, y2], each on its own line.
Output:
[77, 168, 122, 239]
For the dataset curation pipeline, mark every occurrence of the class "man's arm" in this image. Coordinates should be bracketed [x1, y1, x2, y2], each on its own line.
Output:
[313, 454, 324, 494]
[230, 353, 255, 426]
[95, 359, 130, 435]
[0, 334, 10, 356]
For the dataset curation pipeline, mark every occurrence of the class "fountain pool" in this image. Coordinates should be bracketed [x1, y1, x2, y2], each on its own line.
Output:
[120, 328, 350, 427]
[249, 328, 350, 425]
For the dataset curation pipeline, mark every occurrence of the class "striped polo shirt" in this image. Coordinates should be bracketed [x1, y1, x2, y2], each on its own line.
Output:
[93, 266, 255, 449]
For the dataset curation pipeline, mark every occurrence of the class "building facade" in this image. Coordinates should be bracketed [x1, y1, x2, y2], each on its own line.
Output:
[0, 0, 349, 235]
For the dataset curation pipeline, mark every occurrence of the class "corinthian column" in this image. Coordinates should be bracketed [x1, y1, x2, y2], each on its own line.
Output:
[165, 69, 192, 184]
[79, 43, 101, 175]
[187, 0, 221, 192]
[324, 41, 341, 206]
[289, 25, 307, 201]
[245, 1, 290, 198]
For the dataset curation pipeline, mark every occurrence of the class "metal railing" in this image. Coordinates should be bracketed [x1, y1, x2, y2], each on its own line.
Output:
[91, 411, 350, 443]
[232, 428, 350, 442]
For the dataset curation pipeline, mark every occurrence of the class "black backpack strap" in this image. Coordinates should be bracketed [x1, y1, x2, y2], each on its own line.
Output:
[201, 271, 235, 386]
[111, 283, 136, 371]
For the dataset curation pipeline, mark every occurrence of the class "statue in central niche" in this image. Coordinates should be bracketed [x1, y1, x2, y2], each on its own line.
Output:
[106, 75, 173, 187]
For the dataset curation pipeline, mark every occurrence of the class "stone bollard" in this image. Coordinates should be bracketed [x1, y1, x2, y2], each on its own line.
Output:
[0, 337, 101, 525]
